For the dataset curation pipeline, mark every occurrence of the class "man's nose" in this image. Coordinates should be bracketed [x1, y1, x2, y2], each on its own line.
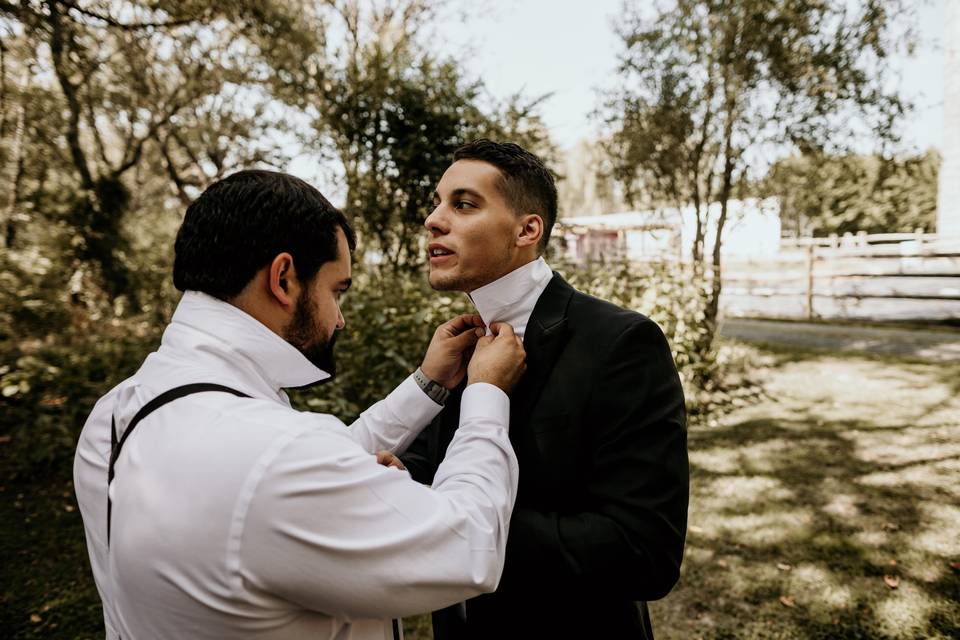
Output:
[336, 306, 345, 330]
[424, 206, 447, 235]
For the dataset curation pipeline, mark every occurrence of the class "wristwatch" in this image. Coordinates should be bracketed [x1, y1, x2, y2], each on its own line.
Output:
[413, 367, 451, 406]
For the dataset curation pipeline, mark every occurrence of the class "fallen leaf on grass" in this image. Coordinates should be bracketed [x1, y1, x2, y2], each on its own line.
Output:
[779, 596, 796, 608]
[888, 559, 897, 566]
[883, 575, 899, 589]
[716, 559, 728, 568]
[29, 614, 41, 623]
[689, 525, 704, 534]
[776, 562, 792, 571]
[0, 435, 10, 444]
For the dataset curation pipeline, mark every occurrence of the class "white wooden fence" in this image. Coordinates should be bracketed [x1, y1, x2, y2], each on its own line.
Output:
[721, 231, 960, 321]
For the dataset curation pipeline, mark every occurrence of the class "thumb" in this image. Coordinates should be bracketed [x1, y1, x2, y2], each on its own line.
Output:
[491, 322, 516, 340]
[450, 326, 484, 350]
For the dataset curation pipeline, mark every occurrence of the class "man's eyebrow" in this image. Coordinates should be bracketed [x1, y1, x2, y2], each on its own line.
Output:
[450, 188, 485, 201]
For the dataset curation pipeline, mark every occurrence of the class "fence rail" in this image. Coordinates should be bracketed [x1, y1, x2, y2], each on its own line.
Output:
[721, 232, 960, 321]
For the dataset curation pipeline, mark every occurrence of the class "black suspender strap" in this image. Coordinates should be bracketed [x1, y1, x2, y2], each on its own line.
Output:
[106, 383, 250, 546]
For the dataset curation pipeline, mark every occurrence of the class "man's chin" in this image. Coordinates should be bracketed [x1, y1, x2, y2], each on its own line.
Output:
[428, 270, 466, 292]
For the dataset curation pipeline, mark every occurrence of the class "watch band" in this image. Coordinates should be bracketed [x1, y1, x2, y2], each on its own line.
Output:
[413, 367, 451, 406]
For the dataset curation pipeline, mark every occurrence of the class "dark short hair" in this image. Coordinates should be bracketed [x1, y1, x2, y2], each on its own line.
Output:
[173, 170, 356, 300]
[453, 139, 558, 252]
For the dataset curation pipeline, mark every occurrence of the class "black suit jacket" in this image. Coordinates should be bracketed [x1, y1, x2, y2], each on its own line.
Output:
[402, 274, 689, 639]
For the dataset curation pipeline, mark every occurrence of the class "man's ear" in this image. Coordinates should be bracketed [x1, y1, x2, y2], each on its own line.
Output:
[516, 214, 544, 249]
[267, 252, 300, 309]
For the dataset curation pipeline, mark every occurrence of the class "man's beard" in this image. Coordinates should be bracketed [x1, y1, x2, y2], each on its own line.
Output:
[285, 291, 338, 381]
[428, 243, 516, 293]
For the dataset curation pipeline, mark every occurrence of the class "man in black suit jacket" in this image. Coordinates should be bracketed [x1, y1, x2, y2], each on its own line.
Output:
[403, 139, 688, 639]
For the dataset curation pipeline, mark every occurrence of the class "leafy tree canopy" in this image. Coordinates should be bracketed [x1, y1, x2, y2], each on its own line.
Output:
[762, 150, 939, 237]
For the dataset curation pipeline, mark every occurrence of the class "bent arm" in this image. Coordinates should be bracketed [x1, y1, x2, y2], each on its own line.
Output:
[346, 374, 442, 456]
[241, 383, 518, 620]
[400, 414, 440, 485]
[506, 320, 689, 601]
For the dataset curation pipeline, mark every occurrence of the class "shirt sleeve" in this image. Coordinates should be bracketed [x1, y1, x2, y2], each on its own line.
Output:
[346, 374, 443, 455]
[239, 382, 518, 620]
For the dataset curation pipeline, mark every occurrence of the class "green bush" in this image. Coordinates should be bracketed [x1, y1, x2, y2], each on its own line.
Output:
[0, 324, 161, 479]
[1, 259, 740, 480]
[294, 259, 737, 423]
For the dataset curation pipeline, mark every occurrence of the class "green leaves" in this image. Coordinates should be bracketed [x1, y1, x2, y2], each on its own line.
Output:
[763, 151, 939, 236]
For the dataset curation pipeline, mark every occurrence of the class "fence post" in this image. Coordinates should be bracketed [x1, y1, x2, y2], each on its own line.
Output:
[914, 227, 925, 254]
[806, 243, 815, 320]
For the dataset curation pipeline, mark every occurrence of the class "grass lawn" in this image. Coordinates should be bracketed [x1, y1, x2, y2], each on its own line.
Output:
[2, 345, 958, 638]
[650, 347, 960, 639]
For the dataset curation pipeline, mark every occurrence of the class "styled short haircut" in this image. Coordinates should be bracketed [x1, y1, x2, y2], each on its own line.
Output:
[173, 170, 356, 300]
[453, 139, 558, 252]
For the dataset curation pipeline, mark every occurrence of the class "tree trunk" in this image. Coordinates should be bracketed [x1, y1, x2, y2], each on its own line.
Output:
[705, 100, 738, 344]
[47, 0, 94, 190]
[2, 70, 26, 248]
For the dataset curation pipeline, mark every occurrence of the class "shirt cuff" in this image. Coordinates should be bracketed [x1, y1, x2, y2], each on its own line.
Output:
[387, 374, 445, 430]
[460, 382, 510, 432]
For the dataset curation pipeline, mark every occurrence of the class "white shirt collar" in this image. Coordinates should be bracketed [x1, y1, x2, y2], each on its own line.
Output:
[468, 257, 553, 340]
[161, 291, 329, 393]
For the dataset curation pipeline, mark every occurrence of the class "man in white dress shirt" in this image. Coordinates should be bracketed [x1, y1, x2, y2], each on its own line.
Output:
[74, 169, 526, 639]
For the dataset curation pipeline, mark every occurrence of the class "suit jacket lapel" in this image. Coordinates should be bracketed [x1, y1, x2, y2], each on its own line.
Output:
[438, 274, 574, 466]
[510, 274, 574, 429]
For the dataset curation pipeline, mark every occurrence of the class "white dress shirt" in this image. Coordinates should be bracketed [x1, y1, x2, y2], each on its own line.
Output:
[469, 257, 554, 340]
[74, 291, 518, 640]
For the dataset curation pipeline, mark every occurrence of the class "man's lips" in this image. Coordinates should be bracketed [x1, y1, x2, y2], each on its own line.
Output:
[428, 243, 455, 265]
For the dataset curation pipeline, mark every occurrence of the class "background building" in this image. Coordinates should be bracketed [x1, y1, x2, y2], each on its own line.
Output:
[556, 199, 782, 263]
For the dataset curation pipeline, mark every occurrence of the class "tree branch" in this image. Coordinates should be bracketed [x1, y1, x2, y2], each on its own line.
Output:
[2, 68, 25, 247]
[113, 99, 186, 177]
[170, 128, 204, 173]
[158, 134, 193, 206]
[58, 0, 206, 31]
[83, 90, 111, 169]
[47, 0, 94, 189]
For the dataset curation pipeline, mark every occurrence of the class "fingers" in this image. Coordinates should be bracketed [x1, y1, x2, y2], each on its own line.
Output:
[475, 335, 495, 349]
[376, 451, 406, 471]
[443, 314, 485, 335]
[450, 325, 485, 350]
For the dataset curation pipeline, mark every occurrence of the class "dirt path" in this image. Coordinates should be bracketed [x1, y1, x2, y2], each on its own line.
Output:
[720, 319, 960, 361]
[650, 349, 960, 639]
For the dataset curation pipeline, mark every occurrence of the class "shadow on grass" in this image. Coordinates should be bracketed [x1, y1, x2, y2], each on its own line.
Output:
[4, 349, 959, 640]
[652, 409, 960, 639]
